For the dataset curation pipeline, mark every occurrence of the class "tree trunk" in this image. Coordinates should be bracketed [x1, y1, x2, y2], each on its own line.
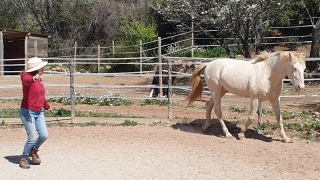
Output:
[310, 17, 320, 58]
[241, 39, 251, 58]
[219, 35, 234, 58]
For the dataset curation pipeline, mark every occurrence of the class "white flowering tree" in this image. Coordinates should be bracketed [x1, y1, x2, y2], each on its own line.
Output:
[152, 0, 289, 58]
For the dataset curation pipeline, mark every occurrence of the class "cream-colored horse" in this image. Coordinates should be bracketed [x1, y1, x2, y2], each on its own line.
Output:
[187, 51, 306, 143]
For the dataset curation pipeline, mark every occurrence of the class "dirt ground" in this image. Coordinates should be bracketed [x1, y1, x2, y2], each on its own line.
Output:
[1, 75, 320, 179]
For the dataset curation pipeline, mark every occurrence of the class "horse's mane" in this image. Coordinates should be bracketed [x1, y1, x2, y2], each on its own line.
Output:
[254, 51, 270, 63]
[253, 51, 306, 65]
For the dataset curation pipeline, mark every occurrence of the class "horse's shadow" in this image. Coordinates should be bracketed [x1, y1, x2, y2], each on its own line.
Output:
[4, 155, 21, 164]
[172, 119, 273, 142]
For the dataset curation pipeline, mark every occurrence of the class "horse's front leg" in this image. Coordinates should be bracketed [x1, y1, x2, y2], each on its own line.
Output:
[239, 98, 258, 139]
[270, 98, 292, 143]
[202, 97, 214, 132]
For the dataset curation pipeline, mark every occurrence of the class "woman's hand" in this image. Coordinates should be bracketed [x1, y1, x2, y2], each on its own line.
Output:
[33, 74, 42, 81]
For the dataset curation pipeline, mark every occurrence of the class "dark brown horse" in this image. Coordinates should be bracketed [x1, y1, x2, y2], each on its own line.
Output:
[150, 61, 182, 97]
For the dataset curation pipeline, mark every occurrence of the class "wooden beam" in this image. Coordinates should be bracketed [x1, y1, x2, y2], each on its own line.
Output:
[0, 32, 3, 76]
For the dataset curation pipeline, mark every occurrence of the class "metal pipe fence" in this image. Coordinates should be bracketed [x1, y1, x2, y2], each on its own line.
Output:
[0, 57, 319, 122]
[1, 24, 320, 121]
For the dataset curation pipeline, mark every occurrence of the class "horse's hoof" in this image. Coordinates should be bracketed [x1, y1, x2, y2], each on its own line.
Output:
[282, 138, 293, 143]
[238, 133, 246, 140]
[225, 133, 233, 139]
[201, 126, 208, 133]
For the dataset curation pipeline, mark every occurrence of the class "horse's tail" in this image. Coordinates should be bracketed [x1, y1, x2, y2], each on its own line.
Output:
[187, 64, 207, 106]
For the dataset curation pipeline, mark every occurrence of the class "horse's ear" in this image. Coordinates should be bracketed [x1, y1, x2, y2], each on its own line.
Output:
[289, 52, 293, 61]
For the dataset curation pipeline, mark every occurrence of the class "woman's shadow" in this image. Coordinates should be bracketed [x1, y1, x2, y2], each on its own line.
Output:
[172, 118, 273, 142]
[4, 155, 21, 164]
[4, 155, 38, 165]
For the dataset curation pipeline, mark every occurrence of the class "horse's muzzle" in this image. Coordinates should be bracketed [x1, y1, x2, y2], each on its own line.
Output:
[295, 85, 304, 92]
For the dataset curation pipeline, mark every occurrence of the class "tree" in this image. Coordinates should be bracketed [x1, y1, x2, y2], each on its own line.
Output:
[151, 0, 290, 58]
[302, 0, 320, 58]
[310, 18, 320, 57]
[0, 0, 19, 29]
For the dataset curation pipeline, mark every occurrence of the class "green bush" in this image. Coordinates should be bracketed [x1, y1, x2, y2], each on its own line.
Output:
[120, 120, 138, 126]
[194, 47, 227, 58]
[141, 99, 169, 106]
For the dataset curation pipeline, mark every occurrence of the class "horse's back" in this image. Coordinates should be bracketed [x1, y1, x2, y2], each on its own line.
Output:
[204, 58, 261, 97]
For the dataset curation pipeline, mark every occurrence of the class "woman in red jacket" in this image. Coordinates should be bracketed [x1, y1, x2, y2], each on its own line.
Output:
[19, 57, 51, 169]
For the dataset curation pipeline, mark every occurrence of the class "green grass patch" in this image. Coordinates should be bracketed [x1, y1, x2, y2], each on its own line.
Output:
[228, 105, 247, 113]
[251, 110, 320, 141]
[141, 99, 169, 106]
[0, 108, 20, 118]
[120, 120, 138, 126]
[47, 92, 134, 106]
[261, 109, 274, 115]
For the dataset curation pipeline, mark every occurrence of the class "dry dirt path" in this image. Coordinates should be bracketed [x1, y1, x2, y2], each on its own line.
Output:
[1, 124, 320, 180]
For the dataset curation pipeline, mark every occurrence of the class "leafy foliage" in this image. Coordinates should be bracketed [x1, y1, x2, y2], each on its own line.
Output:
[151, 0, 301, 57]
[109, 17, 158, 72]
[47, 92, 134, 106]
[120, 120, 138, 126]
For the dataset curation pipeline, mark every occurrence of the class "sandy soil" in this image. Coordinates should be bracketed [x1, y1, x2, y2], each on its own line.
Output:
[1, 124, 320, 179]
[1, 75, 320, 179]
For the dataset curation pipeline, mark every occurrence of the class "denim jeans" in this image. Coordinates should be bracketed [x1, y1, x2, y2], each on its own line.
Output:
[20, 107, 48, 157]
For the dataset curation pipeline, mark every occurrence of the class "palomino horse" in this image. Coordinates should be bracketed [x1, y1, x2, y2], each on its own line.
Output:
[187, 51, 306, 143]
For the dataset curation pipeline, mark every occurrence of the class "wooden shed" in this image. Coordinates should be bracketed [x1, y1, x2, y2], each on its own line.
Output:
[0, 29, 49, 75]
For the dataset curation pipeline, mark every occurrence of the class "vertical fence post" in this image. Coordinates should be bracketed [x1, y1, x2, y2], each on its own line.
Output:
[158, 37, 163, 96]
[98, 44, 100, 73]
[34, 41, 38, 57]
[168, 59, 172, 120]
[140, 39, 142, 75]
[191, 16, 194, 58]
[112, 41, 115, 56]
[70, 42, 76, 123]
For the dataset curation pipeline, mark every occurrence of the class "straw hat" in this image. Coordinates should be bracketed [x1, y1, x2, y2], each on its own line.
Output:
[26, 57, 48, 72]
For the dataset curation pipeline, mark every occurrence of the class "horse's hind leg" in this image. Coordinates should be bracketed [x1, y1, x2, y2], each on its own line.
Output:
[214, 90, 232, 138]
[202, 97, 214, 133]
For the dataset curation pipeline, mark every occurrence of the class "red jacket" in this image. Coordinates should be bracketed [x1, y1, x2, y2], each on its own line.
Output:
[20, 72, 50, 112]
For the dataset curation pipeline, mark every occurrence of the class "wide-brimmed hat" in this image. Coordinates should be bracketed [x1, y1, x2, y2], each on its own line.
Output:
[26, 57, 48, 72]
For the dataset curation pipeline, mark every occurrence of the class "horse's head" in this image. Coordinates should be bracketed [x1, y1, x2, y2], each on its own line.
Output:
[286, 52, 306, 92]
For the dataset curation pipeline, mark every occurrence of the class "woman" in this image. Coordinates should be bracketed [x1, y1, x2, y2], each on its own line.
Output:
[19, 57, 51, 169]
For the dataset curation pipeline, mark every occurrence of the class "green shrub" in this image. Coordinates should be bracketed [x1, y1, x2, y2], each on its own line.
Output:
[120, 120, 138, 126]
[141, 99, 169, 106]
[194, 47, 227, 58]
[228, 105, 247, 113]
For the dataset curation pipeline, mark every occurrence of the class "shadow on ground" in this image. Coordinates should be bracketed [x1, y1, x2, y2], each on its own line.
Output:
[172, 119, 273, 142]
[4, 155, 21, 164]
[4, 155, 40, 165]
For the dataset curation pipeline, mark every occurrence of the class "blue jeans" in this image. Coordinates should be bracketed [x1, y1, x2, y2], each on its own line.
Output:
[20, 107, 48, 157]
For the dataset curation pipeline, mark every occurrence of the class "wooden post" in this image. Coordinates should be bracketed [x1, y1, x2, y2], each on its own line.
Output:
[112, 41, 115, 56]
[0, 32, 3, 76]
[34, 41, 38, 57]
[158, 37, 163, 96]
[168, 59, 173, 120]
[98, 44, 100, 73]
[70, 42, 76, 122]
[140, 39, 142, 75]
[25, 34, 28, 71]
[191, 16, 194, 58]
